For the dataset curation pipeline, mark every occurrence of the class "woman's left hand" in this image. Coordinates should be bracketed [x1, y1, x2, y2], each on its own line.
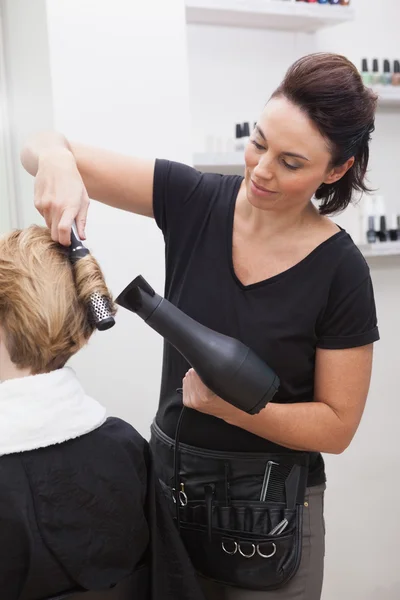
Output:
[182, 368, 233, 420]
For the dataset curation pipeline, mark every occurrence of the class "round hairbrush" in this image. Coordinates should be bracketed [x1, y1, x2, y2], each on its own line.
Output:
[69, 222, 115, 331]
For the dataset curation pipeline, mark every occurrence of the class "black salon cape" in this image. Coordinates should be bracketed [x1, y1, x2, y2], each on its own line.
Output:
[0, 417, 205, 600]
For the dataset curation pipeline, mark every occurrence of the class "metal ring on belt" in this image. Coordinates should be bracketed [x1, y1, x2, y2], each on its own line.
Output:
[221, 540, 238, 555]
[257, 542, 277, 559]
[238, 543, 256, 559]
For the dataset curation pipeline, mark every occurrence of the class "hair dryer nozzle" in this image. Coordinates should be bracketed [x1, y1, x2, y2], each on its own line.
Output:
[115, 275, 161, 320]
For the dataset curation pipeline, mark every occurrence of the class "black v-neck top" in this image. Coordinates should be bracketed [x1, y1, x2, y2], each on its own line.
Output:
[152, 159, 380, 486]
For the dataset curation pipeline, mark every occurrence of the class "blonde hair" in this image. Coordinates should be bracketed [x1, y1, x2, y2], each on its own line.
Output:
[0, 225, 116, 374]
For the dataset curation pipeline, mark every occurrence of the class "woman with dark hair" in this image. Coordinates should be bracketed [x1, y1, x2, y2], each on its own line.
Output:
[21, 52, 380, 600]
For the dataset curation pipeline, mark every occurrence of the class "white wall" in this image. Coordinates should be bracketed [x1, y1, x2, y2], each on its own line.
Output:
[42, 0, 193, 437]
[186, 2, 400, 599]
[0, 3, 17, 235]
[323, 255, 400, 600]
[1, 0, 54, 228]
[187, 25, 311, 153]
[316, 3, 400, 598]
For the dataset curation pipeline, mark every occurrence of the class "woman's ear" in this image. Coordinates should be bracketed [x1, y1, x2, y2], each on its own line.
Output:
[324, 157, 355, 185]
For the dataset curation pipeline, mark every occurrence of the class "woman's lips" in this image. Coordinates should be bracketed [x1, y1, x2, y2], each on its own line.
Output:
[250, 179, 278, 197]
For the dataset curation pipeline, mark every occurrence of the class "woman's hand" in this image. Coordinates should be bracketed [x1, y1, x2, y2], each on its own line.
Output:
[182, 368, 234, 420]
[34, 148, 90, 245]
[22, 131, 157, 236]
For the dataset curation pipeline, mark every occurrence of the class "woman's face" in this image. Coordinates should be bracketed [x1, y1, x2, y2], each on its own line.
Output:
[243, 96, 346, 213]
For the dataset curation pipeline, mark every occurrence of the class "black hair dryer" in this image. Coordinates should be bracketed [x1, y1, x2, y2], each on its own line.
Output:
[116, 275, 280, 415]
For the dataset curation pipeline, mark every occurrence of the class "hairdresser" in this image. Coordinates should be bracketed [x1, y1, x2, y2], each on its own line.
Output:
[22, 53, 380, 600]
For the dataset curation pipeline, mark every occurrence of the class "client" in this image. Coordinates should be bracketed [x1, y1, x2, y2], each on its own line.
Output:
[0, 225, 204, 600]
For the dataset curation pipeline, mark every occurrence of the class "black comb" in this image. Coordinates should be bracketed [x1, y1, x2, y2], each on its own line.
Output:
[260, 461, 297, 504]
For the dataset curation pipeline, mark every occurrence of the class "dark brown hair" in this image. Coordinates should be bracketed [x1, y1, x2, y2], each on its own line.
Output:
[272, 53, 377, 215]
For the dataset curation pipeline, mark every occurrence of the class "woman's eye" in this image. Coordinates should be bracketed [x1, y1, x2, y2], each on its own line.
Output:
[282, 160, 300, 171]
[251, 140, 265, 151]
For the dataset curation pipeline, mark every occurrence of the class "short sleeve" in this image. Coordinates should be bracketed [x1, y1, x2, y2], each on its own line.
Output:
[153, 159, 203, 236]
[316, 251, 380, 350]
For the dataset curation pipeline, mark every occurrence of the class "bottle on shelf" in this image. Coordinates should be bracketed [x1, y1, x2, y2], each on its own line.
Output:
[378, 215, 389, 242]
[361, 59, 371, 86]
[363, 195, 376, 244]
[388, 215, 400, 241]
[382, 59, 392, 85]
[392, 60, 400, 86]
[242, 122, 251, 147]
[371, 59, 381, 86]
[375, 196, 388, 242]
[234, 124, 243, 152]
[366, 216, 376, 244]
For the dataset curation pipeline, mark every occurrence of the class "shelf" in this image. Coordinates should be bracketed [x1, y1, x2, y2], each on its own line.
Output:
[358, 241, 400, 258]
[185, 0, 354, 33]
[194, 151, 244, 174]
[373, 86, 400, 108]
[193, 153, 400, 259]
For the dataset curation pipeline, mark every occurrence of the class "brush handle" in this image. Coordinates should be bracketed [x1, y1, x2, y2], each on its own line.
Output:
[70, 221, 90, 263]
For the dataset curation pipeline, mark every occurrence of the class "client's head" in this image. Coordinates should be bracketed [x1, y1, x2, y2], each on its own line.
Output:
[0, 225, 116, 381]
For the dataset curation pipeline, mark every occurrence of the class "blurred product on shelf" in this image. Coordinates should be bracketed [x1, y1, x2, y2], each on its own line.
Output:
[389, 216, 400, 242]
[294, 0, 351, 5]
[362, 195, 400, 244]
[382, 59, 392, 85]
[234, 124, 243, 152]
[234, 121, 252, 152]
[361, 58, 400, 87]
[371, 58, 381, 85]
[393, 61, 400, 86]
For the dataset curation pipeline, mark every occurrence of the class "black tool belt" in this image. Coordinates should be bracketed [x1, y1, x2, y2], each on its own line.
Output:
[150, 417, 309, 591]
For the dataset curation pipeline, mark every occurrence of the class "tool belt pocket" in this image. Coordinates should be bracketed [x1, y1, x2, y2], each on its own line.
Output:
[178, 500, 303, 591]
[150, 420, 309, 591]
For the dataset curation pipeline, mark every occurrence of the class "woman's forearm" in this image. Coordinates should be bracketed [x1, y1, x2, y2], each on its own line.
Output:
[182, 369, 353, 454]
[225, 400, 351, 455]
[20, 131, 72, 176]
